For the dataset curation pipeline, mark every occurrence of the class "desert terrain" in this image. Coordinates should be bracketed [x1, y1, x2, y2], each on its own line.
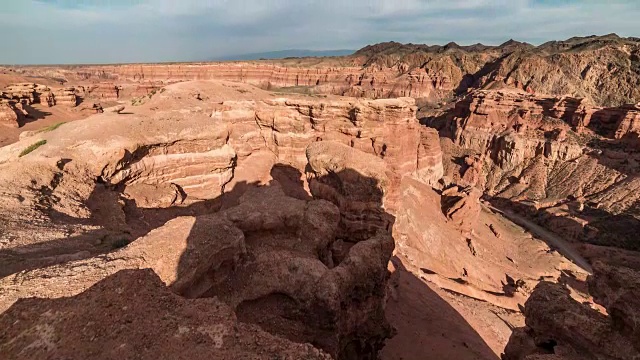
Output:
[0, 34, 639, 360]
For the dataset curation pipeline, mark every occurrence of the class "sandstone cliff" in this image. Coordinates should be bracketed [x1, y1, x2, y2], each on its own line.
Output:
[9, 34, 637, 108]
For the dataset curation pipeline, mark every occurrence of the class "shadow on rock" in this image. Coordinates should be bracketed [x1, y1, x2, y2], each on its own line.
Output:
[382, 257, 500, 360]
[171, 164, 395, 360]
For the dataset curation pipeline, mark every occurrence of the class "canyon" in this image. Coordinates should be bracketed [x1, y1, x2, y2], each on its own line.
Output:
[0, 34, 639, 360]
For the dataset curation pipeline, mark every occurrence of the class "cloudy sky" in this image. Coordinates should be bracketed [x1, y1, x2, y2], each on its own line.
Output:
[0, 0, 638, 64]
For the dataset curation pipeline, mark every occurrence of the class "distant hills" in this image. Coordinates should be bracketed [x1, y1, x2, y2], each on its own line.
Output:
[211, 49, 356, 61]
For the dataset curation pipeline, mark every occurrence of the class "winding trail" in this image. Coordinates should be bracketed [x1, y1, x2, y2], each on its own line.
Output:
[485, 204, 593, 274]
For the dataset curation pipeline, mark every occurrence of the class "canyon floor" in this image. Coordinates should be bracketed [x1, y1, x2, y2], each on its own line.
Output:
[1, 35, 639, 360]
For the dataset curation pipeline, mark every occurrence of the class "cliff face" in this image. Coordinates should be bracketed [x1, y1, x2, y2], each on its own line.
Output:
[428, 87, 640, 251]
[11, 34, 636, 108]
[209, 96, 443, 195]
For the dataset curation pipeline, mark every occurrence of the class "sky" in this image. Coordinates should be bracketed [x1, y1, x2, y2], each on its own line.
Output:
[0, 0, 638, 64]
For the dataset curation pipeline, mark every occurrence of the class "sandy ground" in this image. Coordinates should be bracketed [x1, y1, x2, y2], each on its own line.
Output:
[382, 257, 520, 360]
[0, 104, 94, 147]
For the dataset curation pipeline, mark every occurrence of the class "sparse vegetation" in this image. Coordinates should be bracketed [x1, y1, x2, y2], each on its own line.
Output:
[111, 238, 131, 249]
[37, 122, 65, 133]
[131, 88, 164, 106]
[19, 140, 47, 157]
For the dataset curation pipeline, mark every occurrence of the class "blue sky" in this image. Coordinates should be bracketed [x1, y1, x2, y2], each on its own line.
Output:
[1, 0, 638, 64]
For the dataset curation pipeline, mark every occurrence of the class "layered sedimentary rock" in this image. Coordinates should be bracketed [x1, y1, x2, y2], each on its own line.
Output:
[434, 88, 640, 250]
[503, 262, 640, 360]
[107, 144, 237, 201]
[3, 83, 38, 104]
[85, 83, 121, 101]
[73, 63, 449, 99]
[52, 87, 78, 106]
[306, 141, 394, 241]
[452, 89, 640, 144]
[1, 83, 78, 109]
[211, 96, 443, 190]
[7, 34, 636, 108]
[0, 82, 424, 359]
[441, 185, 482, 235]
[0, 269, 331, 360]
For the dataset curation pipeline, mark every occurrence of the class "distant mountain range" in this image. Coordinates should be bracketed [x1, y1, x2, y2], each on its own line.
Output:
[211, 49, 356, 61]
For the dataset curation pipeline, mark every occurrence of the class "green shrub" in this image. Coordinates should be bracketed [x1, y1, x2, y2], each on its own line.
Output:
[38, 122, 65, 133]
[19, 140, 47, 157]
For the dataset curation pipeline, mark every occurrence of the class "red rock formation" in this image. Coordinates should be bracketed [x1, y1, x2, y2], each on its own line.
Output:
[437, 88, 640, 250]
[503, 263, 640, 360]
[0, 269, 331, 360]
[3, 83, 37, 104]
[85, 83, 121, 102]
[52, 87, 78, 106]
[211, 96, 443, 190]
[0, 102, 19, 127]
[1, 83, 78, 109]
[39, 91, 55, 107]
[461, 155, 483, 186]
[441, 185, 482, 235]
[306, 141, 394, 240]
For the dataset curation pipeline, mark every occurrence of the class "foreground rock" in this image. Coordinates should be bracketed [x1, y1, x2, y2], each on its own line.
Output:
[0, 179, 394, 359]
[503, 263, 640, 360]
[0, 269, 330, 360]
[0, 83, 410, 359]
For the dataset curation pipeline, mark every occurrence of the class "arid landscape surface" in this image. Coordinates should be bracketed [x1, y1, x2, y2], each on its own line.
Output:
[1, 34, 640, 360]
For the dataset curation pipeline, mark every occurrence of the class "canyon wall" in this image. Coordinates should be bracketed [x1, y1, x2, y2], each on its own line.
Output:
[5, 34, 635, 109]
[430, 88, 640, 251]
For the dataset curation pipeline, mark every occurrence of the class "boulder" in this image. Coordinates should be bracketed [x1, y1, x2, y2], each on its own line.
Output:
[503, 268, 640, 360]
[0, 102, 19, 128]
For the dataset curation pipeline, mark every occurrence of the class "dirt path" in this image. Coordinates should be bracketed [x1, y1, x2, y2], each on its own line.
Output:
[486, 204, 593, 274]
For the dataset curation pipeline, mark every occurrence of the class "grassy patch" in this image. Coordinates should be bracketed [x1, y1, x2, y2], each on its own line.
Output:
[19, 140, 47, 157]
[37, 122, 65, 133]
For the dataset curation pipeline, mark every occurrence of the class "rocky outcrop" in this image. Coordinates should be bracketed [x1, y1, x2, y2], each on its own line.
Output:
[306, 141, 393, 241]
[452, 89, 640, 143]
[3, 83, 38, 104]
[433, 87, 640, 252]
[1, 83, 78, 109]
[85, 83, 121, 102]
[0, 179, 394, 360]
[0, 269, 331, 360]
[503, 263, 640, 360]
[588, 262, 640, 342]
[441, 185, 482, 235]
[211, 96, 443, 190]
[484, 34, 640, 107]
[105, 143, 237, 201]
[52, 87, 78, 106]
[103, 104, 125, 113]
[0, 102, 19, 127]
[0, 82, 415, 359]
